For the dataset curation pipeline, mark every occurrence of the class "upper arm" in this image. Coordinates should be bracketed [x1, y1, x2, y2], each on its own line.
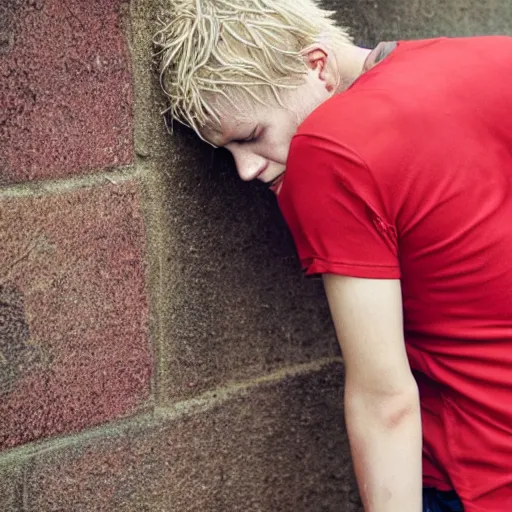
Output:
[323, 274, 414, 397]
[280, 135, 401, 278]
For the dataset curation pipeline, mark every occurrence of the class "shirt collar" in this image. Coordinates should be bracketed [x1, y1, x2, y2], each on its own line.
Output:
[362, 41, 398, 73]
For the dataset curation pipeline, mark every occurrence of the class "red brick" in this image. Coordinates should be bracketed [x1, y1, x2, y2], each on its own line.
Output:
[26, 365, 362, 512]
[0, 0, 133, 184]
[0, 181, 152, 449]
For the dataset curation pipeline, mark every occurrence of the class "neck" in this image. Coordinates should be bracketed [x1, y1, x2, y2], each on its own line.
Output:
[333, 44, 372, 92]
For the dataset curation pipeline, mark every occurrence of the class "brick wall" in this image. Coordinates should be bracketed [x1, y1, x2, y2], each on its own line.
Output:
[1, 1, 510, 511]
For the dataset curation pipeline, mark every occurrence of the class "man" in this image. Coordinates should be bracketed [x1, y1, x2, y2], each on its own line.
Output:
[153, 1, 512, 510]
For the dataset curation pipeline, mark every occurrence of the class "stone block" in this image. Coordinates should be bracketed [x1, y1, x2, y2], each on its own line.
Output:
[0, 180, 152, 449]
[26, 363, 361, 512]
[0, 464, 23, 511]
[0, 0, 133, 184]
[157, 151, 340, 400]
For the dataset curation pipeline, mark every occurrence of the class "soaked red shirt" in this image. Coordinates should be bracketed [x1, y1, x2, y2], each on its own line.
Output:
[279, 37, 512, 512]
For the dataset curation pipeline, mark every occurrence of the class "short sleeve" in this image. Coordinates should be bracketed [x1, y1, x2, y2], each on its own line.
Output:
[278, 134, 401, 278]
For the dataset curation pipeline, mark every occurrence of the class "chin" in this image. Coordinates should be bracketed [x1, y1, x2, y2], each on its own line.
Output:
[269, 172, 285, 195]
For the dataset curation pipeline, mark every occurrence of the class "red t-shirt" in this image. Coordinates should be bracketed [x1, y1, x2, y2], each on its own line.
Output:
[278, 37, 512, 512]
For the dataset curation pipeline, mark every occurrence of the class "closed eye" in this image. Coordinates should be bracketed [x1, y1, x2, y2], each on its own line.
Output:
[232, 126, 258, 144]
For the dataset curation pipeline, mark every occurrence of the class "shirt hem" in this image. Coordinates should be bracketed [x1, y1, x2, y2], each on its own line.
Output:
[303, 258, 401, 278]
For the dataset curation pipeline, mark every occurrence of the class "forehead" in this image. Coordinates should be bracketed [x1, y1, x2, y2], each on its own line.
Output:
[200, 111, 254, 147]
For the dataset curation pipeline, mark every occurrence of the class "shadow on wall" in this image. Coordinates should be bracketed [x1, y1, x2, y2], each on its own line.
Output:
[157, 119, 339, 398]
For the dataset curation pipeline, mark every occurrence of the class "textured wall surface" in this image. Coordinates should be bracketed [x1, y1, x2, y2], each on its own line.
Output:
[1, 0, 511, 510]
[0, 465, 21, 511]
[0, 0, 133, 184]
[0, 182, 152, 449]
[329, 0, 512, 46]
[25, 366, 360, 512]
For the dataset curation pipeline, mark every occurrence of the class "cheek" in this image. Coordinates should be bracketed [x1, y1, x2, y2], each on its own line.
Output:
[264, 127, 294, 162]
[280, 115, 301, 157]
[260, 110, 301, 163]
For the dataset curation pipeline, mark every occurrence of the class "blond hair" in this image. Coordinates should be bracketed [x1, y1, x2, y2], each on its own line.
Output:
[153, 0, 352, 137]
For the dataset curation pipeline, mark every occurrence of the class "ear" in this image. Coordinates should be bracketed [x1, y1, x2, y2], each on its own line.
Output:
[301, 44, 337, 92]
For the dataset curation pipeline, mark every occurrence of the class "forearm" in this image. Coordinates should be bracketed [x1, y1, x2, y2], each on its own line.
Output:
[345, 382, 422, 512]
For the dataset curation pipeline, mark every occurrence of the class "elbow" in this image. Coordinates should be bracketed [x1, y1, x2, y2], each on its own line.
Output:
[380, 386, 420, 430]
[345, 380, 420, 431]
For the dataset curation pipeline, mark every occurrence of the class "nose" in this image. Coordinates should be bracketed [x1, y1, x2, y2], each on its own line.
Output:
[229, 146, 267, 182]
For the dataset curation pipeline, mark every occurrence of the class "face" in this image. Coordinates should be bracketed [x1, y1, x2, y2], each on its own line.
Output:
[202, 66, 333, 195]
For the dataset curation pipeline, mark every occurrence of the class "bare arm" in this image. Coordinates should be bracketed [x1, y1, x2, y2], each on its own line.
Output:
[323, 275, 422, 512]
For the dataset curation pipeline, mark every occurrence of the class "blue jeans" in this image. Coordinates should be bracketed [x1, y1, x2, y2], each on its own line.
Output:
[423, 488, 464, 512]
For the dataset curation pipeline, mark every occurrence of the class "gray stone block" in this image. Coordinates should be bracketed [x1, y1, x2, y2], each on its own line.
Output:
[325, 0, 512, 47]
[0, 464, 23, 511]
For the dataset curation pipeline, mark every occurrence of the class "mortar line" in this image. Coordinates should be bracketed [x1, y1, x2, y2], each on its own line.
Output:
[123, 0, 176, 406]
[0, 165, 148, 199]
[137, 167, 170, 404]
[154, 356, 343, 420]
[0, 410, 156, 467]
[154, 205, 166, 403]
[0, 357, 342, 467]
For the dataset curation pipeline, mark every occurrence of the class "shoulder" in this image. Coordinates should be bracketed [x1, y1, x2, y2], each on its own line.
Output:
[286, 86, 408, 195]
[289, 36, 512, 173]
[297, 35, 512, 146]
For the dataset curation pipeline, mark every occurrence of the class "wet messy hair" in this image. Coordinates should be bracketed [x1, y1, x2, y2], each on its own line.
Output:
[153, 0, 352, 138]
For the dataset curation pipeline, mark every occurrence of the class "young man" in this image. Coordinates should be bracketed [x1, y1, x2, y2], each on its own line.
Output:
[154, 1, 512, 511]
